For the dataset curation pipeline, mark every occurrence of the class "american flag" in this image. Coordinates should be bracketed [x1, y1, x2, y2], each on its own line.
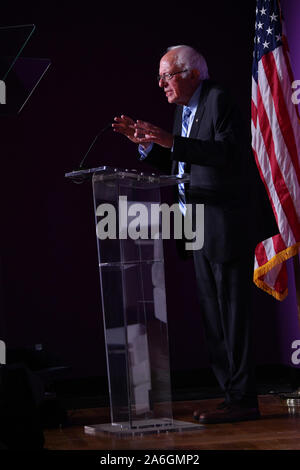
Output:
[251, 0, 300, 300]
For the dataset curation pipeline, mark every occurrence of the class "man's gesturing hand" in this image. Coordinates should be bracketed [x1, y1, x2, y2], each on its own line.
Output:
[133, 120, 174, 148]
[112, 115, 174, 149]
[112, 115, 142, 144]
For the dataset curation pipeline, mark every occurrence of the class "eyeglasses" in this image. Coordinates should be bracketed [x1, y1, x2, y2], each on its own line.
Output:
[157, 69, 188, 83]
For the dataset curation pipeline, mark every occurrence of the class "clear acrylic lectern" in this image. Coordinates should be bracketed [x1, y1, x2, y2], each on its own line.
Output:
[65, 166, 203, 435]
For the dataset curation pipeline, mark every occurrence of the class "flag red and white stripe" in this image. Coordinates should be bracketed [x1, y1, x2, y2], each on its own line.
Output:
[251, 0, 300, 300]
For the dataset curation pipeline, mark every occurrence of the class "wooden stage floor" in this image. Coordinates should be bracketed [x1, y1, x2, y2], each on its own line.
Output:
[44, 395, 300, 450]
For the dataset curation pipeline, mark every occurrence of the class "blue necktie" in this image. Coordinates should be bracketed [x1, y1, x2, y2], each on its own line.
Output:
[178, 107, 192, 215]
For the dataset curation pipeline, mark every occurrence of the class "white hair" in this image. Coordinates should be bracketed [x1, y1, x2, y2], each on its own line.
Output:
[166, 45, 209, 80]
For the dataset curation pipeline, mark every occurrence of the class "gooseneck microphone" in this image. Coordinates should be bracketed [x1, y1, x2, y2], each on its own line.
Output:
[78, 122, 112, 169]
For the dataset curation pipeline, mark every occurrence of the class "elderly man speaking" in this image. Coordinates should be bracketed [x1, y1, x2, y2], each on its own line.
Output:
[112, 45, 275, 424]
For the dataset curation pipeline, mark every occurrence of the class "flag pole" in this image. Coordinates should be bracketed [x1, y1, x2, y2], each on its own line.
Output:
[293, 254, 300, 329]
[281, 254, 300, 410]
[291, 253, 300, 403]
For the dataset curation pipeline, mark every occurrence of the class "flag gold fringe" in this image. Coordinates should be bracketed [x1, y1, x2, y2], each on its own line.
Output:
[253, 242, 300, 301]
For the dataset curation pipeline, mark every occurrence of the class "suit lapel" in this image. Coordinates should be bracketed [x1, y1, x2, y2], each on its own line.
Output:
[171, 80, 211, 174]
[189, 80, 210, 138]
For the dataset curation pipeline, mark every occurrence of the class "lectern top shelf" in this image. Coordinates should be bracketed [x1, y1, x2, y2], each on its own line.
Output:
[65, 166, 190, 187]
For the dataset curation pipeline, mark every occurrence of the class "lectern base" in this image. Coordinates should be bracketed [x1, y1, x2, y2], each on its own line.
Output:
[84, 419, 204, 437]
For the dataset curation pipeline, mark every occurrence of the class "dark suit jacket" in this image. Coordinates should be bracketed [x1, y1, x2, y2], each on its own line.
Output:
[143, 80, 277, 262]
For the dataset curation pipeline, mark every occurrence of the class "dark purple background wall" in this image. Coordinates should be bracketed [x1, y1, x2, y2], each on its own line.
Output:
[0, 0, 299, 378]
